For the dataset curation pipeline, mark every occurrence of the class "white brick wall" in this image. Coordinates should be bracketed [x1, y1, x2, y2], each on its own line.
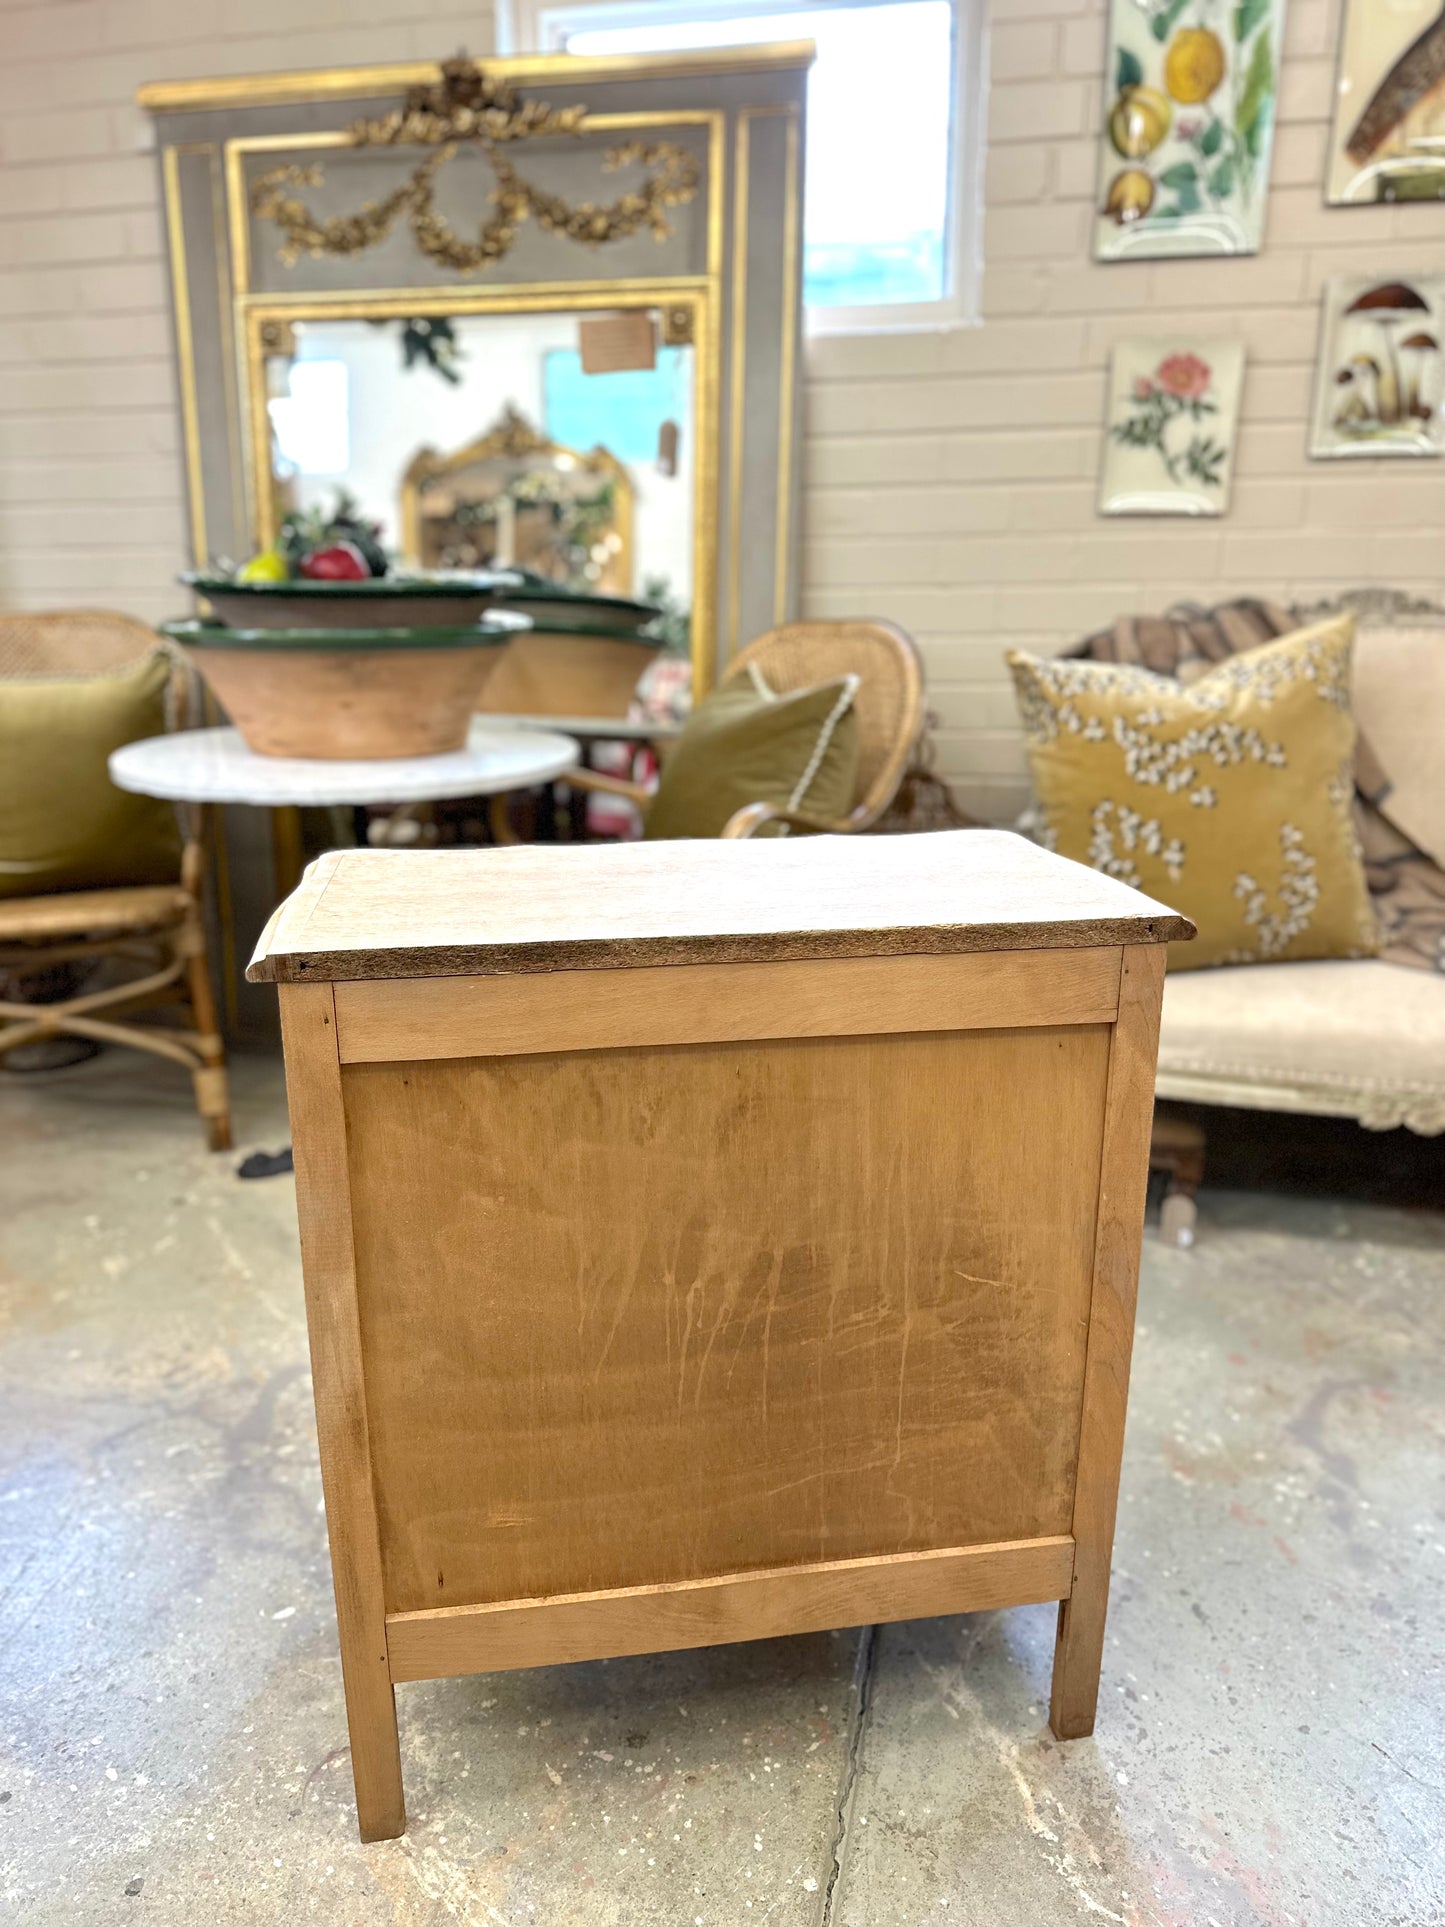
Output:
[2, 0, 1440, 823]
[0, 0, 495, 629]
[802, 0, 1445, 819]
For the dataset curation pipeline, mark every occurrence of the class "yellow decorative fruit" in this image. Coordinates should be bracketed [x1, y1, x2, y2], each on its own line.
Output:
[237, 548, 289, 583]
[1164, 27, 1226, 104]
[1104, 168, 1156, 225]
[1108, 85, 1171, 160]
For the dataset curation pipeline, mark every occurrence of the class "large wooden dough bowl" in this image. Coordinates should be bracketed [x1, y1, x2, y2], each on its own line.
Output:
[247, 830, 1190, 1840]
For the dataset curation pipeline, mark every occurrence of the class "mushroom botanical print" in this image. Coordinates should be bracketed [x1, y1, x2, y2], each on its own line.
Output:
[1100, 339, 1244, 516]
[1309, 275, 1445, 459]
[1327, 0, 1445, 204]
[1094, 0, 1289, 261]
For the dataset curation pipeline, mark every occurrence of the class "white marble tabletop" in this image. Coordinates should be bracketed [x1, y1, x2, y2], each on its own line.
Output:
[109, 721, 580, 808]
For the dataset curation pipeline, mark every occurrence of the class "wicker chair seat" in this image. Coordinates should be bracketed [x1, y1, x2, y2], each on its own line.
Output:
[0, 884, 193, 945]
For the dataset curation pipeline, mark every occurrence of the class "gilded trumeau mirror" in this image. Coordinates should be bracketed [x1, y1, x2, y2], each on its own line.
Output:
[144, 46, 811, 702]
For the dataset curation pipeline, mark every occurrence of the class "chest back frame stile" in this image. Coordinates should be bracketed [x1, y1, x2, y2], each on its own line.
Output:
[248, 831, 1191, 1841]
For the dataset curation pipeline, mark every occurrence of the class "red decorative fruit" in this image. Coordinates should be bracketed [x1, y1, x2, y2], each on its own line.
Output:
[300, 541, 369, 582]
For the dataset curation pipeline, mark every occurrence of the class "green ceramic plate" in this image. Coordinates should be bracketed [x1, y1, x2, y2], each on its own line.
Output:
[183, 570, 662, 635]
[181, 571, 515, 598]
[161, 616, 526, 651]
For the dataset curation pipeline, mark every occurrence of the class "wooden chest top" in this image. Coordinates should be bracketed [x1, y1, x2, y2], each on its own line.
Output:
[247, 829, 1191, 984]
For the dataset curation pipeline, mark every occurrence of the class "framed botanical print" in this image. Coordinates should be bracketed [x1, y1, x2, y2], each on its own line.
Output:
[1309, 275, 1445, 460]
[1100, 340, 1244, 515]
[1094, 0, 1288, 261]
[1327, 0, 1445, 205]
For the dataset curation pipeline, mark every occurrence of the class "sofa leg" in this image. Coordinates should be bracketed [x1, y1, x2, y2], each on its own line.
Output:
[1151, 1107, 1206, 1249]
[1159, 1188, 1197, 1249]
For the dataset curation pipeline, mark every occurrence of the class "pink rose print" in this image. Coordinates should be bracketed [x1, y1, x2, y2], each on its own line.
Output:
[1134, 376, 1155, 400]
[1156, 352, 1212, 401]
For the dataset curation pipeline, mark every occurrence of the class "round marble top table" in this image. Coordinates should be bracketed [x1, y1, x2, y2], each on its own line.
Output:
[110, 719, 580, 809]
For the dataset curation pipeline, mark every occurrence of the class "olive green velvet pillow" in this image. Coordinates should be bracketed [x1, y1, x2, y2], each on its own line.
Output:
[644, 675, 861, 840]
[0, 649, 181, 900]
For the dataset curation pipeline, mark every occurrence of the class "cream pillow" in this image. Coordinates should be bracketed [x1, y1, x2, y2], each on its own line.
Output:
[1351, 624, 1445, 870]
[1009, 616, 1379, 970]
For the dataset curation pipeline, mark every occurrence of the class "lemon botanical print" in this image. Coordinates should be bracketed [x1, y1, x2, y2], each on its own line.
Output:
[1008, 616, 1380, 971]
[1095, 0, 1288, 261]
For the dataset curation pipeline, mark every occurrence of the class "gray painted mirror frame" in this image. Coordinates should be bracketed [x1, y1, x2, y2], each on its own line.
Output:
[141, 43, 812, 700]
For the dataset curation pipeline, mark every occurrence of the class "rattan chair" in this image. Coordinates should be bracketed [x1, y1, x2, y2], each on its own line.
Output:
[568, 619, 926, 837]
[0, 611, 232, 1149]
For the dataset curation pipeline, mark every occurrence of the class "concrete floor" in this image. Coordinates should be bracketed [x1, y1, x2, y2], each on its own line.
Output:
[1, 1054, 1442, 1927]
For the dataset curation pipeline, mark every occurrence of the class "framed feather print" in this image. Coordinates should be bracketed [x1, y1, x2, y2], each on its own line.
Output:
[1327, 0, 1445, 205]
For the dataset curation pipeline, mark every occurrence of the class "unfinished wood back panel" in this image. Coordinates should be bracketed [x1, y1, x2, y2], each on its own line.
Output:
[342, 1023, 1111, 1615]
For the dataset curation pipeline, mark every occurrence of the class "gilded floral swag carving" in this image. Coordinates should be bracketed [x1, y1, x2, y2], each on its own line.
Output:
[250, 57, 701, 274]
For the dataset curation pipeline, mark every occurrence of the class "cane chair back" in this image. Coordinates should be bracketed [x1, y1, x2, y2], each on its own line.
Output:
[721, 620, 925, 828]
[0, 609, 160, 678]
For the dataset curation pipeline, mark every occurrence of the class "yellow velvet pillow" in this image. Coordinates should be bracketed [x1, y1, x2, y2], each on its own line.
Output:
[1008, 616, 1379, 970]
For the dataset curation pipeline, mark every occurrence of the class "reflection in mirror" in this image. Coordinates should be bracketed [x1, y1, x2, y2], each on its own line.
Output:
[263, 307, 693, 619]
[400, 404, 633, 595]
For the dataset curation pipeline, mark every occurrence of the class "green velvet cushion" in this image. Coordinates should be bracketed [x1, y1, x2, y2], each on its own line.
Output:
[0, 649, 181, 899]
[644, 674, 861, 841]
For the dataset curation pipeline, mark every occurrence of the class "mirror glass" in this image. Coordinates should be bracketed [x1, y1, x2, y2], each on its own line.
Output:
[262, 308, 694, 620]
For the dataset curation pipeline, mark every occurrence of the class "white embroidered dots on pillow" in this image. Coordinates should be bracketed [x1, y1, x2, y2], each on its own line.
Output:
[1008, 615, 1379, 970]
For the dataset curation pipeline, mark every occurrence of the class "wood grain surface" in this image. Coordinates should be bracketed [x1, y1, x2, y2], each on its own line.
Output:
[247, 832, 1193, 984]
[340, 1023, 1112, 1616]
[333, 946, 1123, 1062]
[1050, 944, 1166, 1740]
[277, 984, 405, 1842]
[385, 1537, 1076, 1682]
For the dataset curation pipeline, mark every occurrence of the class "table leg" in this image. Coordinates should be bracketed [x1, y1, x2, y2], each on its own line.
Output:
[1050, 946, 1164, 1739]
[271, 805, 306, 899]
[280, 984, 406, 1840]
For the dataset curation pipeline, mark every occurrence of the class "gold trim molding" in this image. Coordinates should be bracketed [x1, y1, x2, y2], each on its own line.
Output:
[137, 43, 815, 114]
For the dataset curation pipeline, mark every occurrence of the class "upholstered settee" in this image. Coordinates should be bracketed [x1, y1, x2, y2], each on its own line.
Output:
[1021, 588, 1444, 1238]
[1157, 956, 1445, 1137]
[1148, 591, 1445, 1239]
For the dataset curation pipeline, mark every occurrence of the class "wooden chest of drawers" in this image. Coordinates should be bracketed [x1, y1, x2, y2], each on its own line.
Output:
[249, 830, 1188, 1839]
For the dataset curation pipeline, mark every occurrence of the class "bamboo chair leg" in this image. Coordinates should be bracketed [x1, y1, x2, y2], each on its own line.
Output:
[488, 792, 521, 846]
[182, 938, 232, 1153]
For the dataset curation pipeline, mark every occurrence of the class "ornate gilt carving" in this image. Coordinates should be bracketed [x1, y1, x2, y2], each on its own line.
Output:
[250, 57, 700, 275]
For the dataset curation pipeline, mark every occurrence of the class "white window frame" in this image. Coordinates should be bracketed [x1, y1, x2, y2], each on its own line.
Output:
[497, 0, 985, 335]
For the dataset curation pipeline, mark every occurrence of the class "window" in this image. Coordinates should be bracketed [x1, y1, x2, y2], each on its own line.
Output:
[268, 360, 349, 476]
[505, 0, 983, 331]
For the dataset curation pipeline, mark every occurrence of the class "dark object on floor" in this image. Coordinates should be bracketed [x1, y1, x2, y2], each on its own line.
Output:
[1, 1033, 103, 1072]
[1168, 1102, 1443, 1211]
[1, 962, 103, 1071]
[237, 1146, 294, 1179]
